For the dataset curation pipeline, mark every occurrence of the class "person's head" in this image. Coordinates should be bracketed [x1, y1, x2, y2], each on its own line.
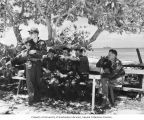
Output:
[75, 47, 84, 57]
[38, 40, 46, 50]
[47, 48, 55, 58]
[108, 49, 117, 60]
[28, 27, 39, 43]
[24, 37, 35, 50]
[62, 47, 71, 56]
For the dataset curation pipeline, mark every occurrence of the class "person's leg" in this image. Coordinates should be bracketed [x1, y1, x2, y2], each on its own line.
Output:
[26, 63, 35, 105]
[101, 77, 110, 107]
[109, 84, 115, 105]
[34, 61, 42, 101]
[109, 77, 124, 106]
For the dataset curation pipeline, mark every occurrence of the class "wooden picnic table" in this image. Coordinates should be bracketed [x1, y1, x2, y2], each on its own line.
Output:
[89, 65, 144, 112]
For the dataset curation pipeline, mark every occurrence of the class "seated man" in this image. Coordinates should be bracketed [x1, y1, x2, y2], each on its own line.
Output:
[42, 48, 60, 98]
[42, 48, 59, 84]
[57, 47, 78, 83]
[74, 47, 89, 83]
[96, 49, 125, 108]
[56, 47, 79, 99]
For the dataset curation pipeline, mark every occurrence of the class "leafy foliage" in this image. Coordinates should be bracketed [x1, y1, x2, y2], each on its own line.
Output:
[1, 0, 144, 45]
[83, 0, 144, 34]
[54, 25, 92, 50]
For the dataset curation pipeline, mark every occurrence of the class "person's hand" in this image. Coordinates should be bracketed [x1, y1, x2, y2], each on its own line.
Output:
[6, 61, 11, 67]
[42, 55, 47, 59]
[60, 55, 65, 59]
[45, 69, 51, 74]
[60, 73, 67, 78]
[29, 50, 36, 54]
[100, 68, 104, 74]
[68, 71, 73, 75]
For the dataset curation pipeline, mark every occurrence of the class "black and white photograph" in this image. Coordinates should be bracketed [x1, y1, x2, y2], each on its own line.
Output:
[0, 0, 144, 119]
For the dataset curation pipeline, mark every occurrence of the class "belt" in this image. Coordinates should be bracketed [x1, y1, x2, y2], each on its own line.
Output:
[29, 58, 41, 62]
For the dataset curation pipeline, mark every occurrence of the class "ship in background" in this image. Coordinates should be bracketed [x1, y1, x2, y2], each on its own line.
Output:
[103, 46, 111, 49]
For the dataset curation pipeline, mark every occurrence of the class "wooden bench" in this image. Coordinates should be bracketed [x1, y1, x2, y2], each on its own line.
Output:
[122, 68, 144, 99]
[12, 76, 26, 95]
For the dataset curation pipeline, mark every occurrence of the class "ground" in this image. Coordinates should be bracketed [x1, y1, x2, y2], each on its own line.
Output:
[0, 77, 144, 115]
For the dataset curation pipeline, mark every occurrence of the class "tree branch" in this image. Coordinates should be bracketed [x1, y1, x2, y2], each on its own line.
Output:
[19, 0, 25, 18]
[88, 28, 103, 44]
[35, 0, 47, 19]
[53, 1, 81, 26]
[5, 0, 14, 23]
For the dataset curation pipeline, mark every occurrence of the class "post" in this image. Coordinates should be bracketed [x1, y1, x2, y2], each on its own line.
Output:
[17, 80, 22, 95]
[136, 48, 143, 100]
[92, 78, 96, 112]
[136, 48, 143, 64]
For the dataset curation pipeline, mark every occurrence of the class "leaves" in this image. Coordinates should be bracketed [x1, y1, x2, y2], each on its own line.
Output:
[1, 0, 144, 44]
[55, 25, 92, 50]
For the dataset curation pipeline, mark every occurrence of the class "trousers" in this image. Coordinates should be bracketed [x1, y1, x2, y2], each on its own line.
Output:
[26, 60, 42, 103]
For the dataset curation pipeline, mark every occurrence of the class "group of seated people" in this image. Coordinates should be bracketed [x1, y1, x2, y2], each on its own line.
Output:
[3, 42, 125, 108]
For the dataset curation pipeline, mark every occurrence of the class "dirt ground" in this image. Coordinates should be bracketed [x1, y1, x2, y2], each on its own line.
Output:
[0, 89, 144, 115]
[0, 77, 144, 115]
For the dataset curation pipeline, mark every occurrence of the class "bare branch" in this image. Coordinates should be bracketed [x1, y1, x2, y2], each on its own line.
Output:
[53, 1, 81, 25]
[5, 0, 14, 23]
[35, 0, 46, 18]
[19, 0, 25, 18]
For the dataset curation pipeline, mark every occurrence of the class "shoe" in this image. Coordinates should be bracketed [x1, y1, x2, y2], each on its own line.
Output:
[28, 101, 34, 106]
[101, 98, 111, 109]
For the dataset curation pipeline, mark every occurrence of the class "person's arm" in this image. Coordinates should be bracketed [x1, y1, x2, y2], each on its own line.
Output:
[11, 50, 28, 66]
[85, 56, 89, 73]
[41, 58, 51, 74]
[111, 60, 125, 79]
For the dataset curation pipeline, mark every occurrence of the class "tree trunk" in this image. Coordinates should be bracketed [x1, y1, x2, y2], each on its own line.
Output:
[13, 25, 22, 45]
[89, 28, 103, 44]
[46, 17, 53, 45]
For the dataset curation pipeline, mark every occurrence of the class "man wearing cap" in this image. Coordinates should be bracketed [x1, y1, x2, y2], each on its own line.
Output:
[73, 47, 89, 98]
[42, 48, 58, 81]
[26, 28, 46, 105]
[28, 27, 47, 55]
[42, 48, 60, 98]
[56, 47, 79, 99]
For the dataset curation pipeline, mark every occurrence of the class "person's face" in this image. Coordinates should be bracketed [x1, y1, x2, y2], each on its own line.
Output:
[29, 32, 38, 43]
[47, 52, 54, 58]
[63, 50, 68, 56]
[75, 50, 80, 57]
[108, 52, 116, 60]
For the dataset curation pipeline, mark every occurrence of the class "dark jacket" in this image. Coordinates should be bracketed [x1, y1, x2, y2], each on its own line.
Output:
[77, 55, 89, 75]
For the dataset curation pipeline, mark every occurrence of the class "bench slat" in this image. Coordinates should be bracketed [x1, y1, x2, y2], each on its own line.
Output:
[89, 75, 101, 79]
[124, 69, 144, 75]
[123, 87, 144, 92]
[12, 76, 26, 80]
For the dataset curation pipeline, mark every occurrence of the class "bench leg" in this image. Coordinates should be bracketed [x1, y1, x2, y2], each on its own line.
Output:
[17, 80, 22, 95]
[136, 93, 142, 101]
[92, 79, 96, 112]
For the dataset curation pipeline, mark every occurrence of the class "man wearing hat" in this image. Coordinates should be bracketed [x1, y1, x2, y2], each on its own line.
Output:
[28, 27, 47, 55]
[25, 28, 46, 105]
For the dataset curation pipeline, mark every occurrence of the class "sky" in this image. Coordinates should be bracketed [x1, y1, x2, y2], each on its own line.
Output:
[0, 17, 144, 48]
